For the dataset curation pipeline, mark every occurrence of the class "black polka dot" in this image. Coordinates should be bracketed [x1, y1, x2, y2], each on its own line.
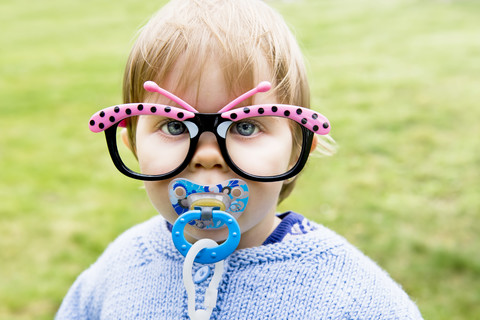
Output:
[258, 108, 264, 114]
[99, 111, 105, 117]
[313, 125, 319, 132]
[109, 116, 115, 122]
[243, 107, 250, 113]
[312, 113, 318, 119]
[126, 108, 132, 115]
[296, 108, 302, 115]
[301, 118, 307, 125]
[90, 120, 95, 126]
[271, 106, 278, 112]
[177, 112, 184, 119]
[150, 106, 157, 113]
[165, 107, 171, 113]
[137, 104, 144, 111]
[284, 110, 290, 116]
[99, 123, 104, 129]
[114, 106, 120, 113]
[231, 113, 237, 119]
[323, 122, 329, 129]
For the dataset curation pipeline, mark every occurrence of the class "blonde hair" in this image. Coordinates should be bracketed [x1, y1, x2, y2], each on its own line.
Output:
[123, 0, 324, 202]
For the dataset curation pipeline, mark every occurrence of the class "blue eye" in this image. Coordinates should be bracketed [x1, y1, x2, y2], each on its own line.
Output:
[234, 121, 259, 136]
[162, 121, 187, 135]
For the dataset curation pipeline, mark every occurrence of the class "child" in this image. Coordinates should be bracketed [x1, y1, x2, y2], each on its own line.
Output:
[57, 0, 423, 319]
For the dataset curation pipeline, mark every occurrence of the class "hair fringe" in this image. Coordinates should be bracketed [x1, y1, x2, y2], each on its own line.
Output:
[312, 135, 338, 158]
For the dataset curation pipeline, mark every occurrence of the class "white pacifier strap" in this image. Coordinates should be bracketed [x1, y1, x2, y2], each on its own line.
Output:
[183, 239, 225, 320]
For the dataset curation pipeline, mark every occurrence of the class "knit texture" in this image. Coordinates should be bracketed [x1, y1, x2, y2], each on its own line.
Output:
[56, 215, 423, 319]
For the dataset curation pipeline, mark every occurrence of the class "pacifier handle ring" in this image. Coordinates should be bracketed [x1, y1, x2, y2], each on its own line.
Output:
[172, 210, 241, 264]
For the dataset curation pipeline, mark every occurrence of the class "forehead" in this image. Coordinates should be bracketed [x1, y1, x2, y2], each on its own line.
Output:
[145, 55, 276, 113]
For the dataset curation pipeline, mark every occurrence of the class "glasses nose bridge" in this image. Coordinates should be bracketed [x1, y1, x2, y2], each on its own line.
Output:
[194, 113, 224, 137]
[190, 113, 230, 160]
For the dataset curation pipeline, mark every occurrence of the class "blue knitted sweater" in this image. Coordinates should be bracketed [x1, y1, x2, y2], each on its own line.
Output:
[57, 214, 423, 319]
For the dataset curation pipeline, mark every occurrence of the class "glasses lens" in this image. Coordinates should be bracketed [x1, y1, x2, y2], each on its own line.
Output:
[116, 115, 191, 176]
[225, 116, 304, 177]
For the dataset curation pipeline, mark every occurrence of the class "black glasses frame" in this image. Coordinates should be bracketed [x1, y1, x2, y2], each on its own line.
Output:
[104, 112, 314, 182]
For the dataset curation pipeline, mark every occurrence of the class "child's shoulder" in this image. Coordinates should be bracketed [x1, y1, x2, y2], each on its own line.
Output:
[224, 218, 423, 318]
[56, 216, 184, 318]
[97, 215, 179, 265]
[68, 215, 179, 288]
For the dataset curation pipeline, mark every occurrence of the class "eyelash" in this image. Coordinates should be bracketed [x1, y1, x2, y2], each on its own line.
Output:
[230, 119, 264, 137]
[157, 119, 187, 136]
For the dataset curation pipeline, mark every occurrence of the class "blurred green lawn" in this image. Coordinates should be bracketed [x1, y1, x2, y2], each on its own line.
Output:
[1, 0, 479, 319]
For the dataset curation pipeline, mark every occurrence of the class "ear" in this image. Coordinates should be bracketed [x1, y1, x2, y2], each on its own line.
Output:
[121, 128, 133, 151]
[310, 135, 318, 153]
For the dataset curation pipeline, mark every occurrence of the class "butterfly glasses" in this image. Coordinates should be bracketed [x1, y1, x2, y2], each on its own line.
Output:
[89, 81, 330, 182]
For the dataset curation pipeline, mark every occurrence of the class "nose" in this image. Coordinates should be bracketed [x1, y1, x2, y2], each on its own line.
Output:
[188, 132, 229, 172]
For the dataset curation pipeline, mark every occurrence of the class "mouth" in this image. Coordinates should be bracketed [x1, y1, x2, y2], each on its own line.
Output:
[168, 178, 249, 229]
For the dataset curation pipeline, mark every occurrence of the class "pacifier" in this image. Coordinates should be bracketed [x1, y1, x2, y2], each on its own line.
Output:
[170, 179, 249, 319]
[169, 178, 249, 263]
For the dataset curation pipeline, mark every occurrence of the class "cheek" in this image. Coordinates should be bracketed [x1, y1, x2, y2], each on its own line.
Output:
[237, 181, 283, 226]
[136, 134, 190, 175]
[227, 133, 294, 176]
[143, 181, 179, 223]
[249, 182, 283, 207]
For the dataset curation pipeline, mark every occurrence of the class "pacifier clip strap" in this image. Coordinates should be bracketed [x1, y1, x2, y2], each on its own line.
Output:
[183, 239, 224, 320]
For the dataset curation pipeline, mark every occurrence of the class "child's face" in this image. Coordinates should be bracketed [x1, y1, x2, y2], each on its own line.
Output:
[137, 61, 291, 248]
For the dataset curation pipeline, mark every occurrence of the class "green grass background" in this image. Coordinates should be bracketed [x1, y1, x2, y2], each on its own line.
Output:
[1, 0, 479, 318]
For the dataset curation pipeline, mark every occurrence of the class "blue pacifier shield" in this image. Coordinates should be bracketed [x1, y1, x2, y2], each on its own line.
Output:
[168, 178, 249, 229]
